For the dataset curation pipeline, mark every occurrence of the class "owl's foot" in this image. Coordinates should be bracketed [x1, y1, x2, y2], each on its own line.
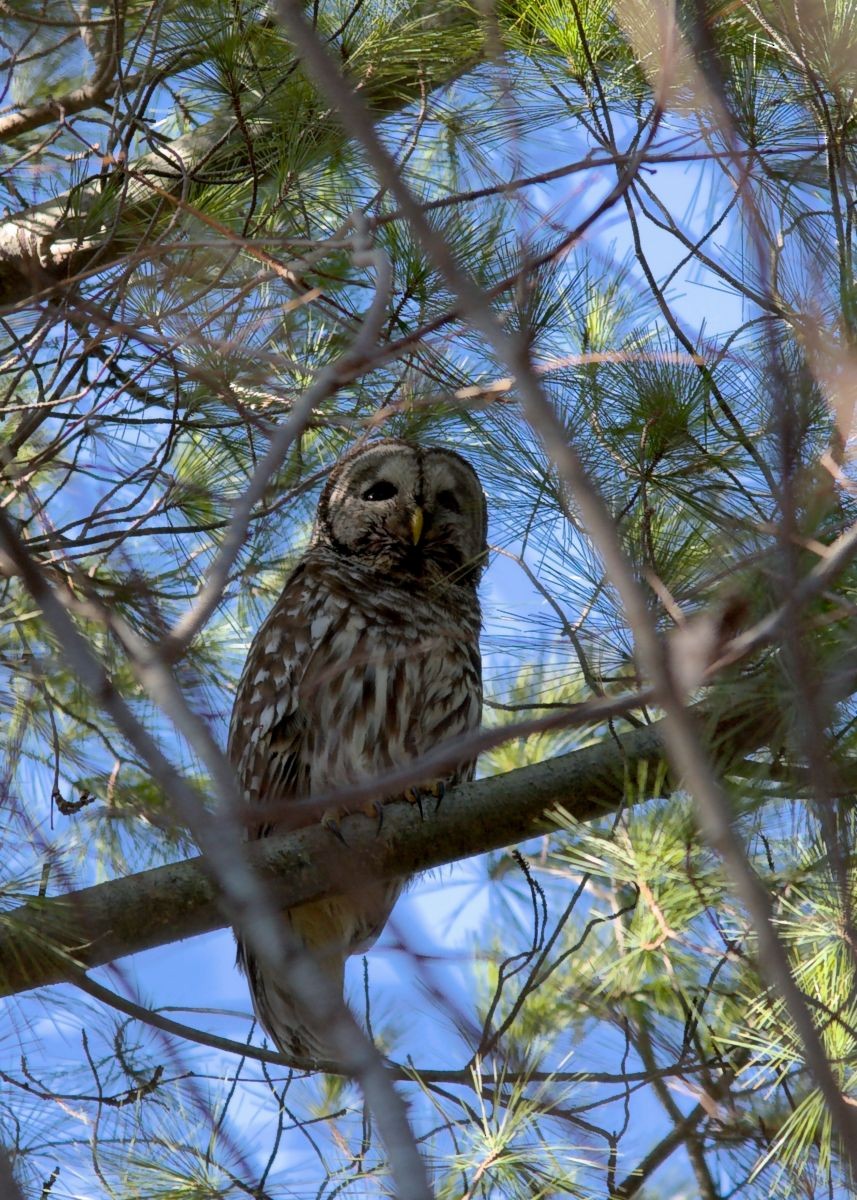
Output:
[320, 808, 348, 845]
[403, 781, 445, 818]
[321, 799, 385, 842]
[362, 797, 385, 834]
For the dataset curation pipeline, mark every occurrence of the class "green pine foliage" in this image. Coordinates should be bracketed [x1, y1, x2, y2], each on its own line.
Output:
[1, 0, 857, 1195]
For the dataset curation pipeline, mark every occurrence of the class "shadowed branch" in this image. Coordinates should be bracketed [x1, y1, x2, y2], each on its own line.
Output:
[0, 708, 766, 1000]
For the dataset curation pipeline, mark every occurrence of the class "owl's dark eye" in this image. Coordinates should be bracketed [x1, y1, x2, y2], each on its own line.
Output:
[362, 480, 398, 502]
[436, 489, 461, 514]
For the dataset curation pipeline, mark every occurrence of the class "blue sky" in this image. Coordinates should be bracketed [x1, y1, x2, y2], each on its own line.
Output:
[0, 37, 795, 1192]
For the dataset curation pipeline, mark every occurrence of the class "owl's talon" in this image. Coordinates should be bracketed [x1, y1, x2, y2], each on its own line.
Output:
[403, 787, 425, 819]
[321, 809, 348, 845]
[404, 782, 445, 818]
[362, 798, 385, 834]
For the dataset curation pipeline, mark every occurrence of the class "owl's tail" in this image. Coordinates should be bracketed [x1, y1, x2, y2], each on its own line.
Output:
[238, 938, 345, 1069]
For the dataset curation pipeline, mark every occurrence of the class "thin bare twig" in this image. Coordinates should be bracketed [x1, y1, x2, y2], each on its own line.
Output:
[272, 0, 857, 1163]
[163, 214, 392, 655]
[0, 508, 432, 1200]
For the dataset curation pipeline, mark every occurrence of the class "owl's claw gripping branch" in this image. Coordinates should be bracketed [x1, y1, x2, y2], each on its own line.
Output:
[403, 781, 446, 818]
[321, 798, 386, 841]
[320, 808, 348, 845]
[362, 797, 385, 834]
[403, 787, 424, 818]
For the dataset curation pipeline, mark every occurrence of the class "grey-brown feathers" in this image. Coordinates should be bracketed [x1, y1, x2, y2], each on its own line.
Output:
[313, 438, 487, 587]
[228, 439, 486, 1067]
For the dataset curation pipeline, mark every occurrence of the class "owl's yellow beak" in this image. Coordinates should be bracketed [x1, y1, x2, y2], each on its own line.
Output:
[410, 506, 424, 545]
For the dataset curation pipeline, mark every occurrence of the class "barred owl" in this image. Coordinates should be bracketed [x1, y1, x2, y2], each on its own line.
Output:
[228, 439, 487, 1067]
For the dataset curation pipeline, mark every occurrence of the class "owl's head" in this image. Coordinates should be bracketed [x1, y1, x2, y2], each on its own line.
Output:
[313, 439, 487, 588]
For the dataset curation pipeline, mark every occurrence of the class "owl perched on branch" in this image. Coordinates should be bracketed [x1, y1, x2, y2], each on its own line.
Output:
[228, 439, 487, 1067]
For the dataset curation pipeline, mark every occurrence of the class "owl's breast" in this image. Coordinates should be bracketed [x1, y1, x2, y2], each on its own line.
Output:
[298, 583, 481, 793]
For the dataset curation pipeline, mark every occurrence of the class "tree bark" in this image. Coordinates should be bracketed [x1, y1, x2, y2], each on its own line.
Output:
[0, 10, 490, 309]
[1, 719, 671, 998]
[0, 699, 775, 1000]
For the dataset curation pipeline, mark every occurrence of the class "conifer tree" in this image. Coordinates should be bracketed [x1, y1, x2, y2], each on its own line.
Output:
[2, 0, 856, 1195]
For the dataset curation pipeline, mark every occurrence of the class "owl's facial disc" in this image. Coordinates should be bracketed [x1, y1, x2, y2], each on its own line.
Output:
[316, 440, 486, 586]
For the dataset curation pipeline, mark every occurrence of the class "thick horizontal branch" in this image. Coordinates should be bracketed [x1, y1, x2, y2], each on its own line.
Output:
[1, 721, 677, 999]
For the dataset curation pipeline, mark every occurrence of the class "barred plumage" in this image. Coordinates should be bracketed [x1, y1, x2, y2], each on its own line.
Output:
[228, 440, 486, 1067]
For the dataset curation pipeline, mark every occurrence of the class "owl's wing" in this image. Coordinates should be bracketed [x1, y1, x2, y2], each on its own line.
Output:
[228, 563, 312, 840]
[228, 566, 345, 1066]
